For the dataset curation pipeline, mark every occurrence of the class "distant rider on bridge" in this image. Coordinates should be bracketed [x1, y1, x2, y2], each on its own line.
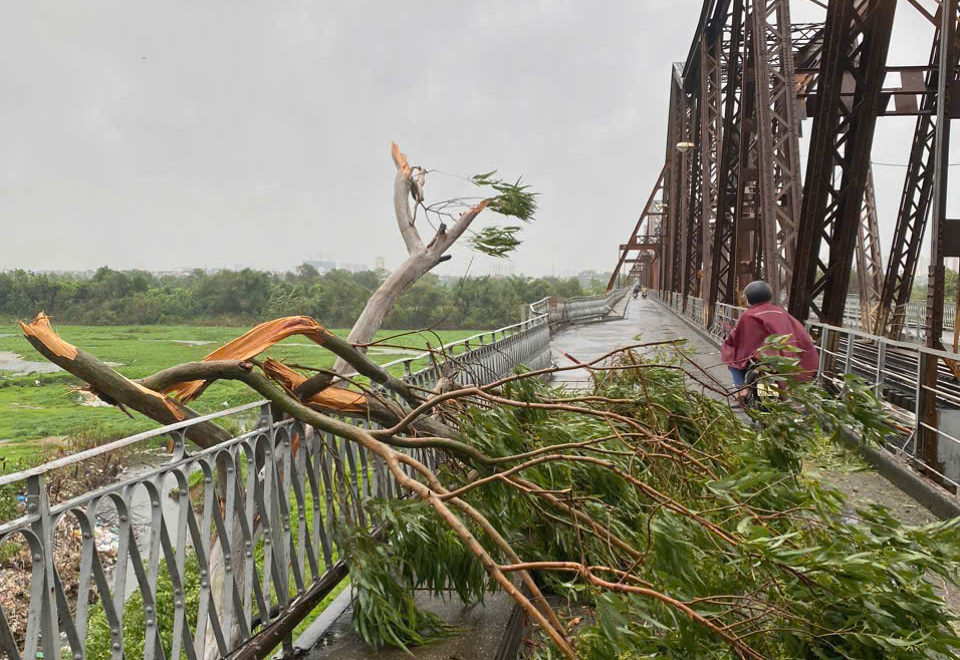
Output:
[721, 280, 819, 400]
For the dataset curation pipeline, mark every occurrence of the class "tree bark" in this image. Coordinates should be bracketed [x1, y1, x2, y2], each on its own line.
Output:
[21, 314, 231, 449]
[330, 144, 490, 375]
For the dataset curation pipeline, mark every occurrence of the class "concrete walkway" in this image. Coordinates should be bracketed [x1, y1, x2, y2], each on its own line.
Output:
[301, 591, 520, 660]
[549, 296, 732, 392]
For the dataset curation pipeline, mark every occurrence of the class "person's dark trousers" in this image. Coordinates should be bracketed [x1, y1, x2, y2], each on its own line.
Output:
[728, 366, 747, 387]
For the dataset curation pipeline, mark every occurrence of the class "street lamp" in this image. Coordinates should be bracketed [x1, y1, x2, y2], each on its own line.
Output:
[676, 141, 695, 152]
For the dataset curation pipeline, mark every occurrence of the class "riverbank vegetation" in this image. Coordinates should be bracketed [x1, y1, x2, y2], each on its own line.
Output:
[0, 266, 606, 329]
[0, 324, 479, 462]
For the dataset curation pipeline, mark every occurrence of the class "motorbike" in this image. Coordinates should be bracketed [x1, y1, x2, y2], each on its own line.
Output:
[721, 320, 777, 412]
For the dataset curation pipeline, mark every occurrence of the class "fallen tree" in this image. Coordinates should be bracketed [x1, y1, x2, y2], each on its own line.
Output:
[19, 142, 543, 659]
[19, 303, 960, 658]
[16, 144, 960, 658]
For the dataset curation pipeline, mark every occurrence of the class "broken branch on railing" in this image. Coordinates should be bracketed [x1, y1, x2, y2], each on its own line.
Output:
[21, 313, 230, 448]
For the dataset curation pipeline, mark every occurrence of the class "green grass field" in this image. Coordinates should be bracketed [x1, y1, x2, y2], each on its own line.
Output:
[0, 324, 480, 472]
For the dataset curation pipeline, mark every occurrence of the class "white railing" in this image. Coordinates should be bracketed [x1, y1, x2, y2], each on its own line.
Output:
[802, 322, 960, 493]
[526, 288, 629, 327]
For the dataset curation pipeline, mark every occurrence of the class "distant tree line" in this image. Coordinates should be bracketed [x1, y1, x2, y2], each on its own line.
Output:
[0, 265, 609, 329]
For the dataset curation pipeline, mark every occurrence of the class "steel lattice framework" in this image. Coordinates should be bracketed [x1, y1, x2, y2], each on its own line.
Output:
[610, 0, 959, 348]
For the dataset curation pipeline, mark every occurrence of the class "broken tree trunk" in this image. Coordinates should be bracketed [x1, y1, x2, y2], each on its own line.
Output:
[327, 143, 489, 378]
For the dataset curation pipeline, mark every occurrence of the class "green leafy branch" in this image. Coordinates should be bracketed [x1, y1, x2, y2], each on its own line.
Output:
[470, 171, 538, 222]
[452, 171, 539, 258]
[467, 226, 523, 258]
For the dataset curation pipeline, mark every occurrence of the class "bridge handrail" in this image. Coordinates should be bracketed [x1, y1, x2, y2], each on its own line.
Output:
[526, 288, 629, 326]
[653, 290, 960, 497]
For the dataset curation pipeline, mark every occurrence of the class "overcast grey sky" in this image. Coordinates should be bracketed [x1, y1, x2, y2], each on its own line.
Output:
[1, 1, 957, 277]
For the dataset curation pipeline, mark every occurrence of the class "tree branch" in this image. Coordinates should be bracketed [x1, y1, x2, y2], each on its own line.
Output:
[392, 142, 424, 254]
[292, 329, 422, 407]
[139, 360, 256, 392]
[20, 314, 231, 449]
[219, 371, 577, 660]
[434, 199, 490, 255]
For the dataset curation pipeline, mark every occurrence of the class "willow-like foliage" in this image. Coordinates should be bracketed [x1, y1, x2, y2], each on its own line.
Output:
[343, 345, 960, 659]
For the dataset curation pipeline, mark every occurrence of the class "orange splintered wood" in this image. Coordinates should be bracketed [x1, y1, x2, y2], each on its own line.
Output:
[471, 199, 490, 214]
[164, 316, 327, 403]
[20, 312, 78, 359]
[20, 313, 185, 421]
[163, 316, 333, 404]
[391, 142, 410, 174]
[262, 358, 366, 413]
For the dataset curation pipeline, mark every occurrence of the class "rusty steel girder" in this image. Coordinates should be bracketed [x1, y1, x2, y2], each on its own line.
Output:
[632, 0, 954, 341]
[919, 0, 960, 482]
[788, 0, 896, 325]
[751, 0, 804, 308]
[682, 88, 703, 308]
[699, 31, 724, 321]
[607, 164, 667, 291]
[855, 168, 884, 332]
[617, 0, 960, 486]
[876, 6, 960, 340]
[707, 0, 746, 324]
[667, 66, 688, 296]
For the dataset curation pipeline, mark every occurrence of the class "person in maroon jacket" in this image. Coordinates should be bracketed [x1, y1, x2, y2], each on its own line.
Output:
[721, 280, 820, 399]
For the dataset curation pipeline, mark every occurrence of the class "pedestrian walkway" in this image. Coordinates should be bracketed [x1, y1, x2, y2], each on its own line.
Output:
[549, 296, 732, 392]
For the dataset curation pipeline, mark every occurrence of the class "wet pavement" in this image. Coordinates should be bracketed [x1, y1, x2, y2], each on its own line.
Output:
[301, 591, 519, 660]
[549, 296, 731, 392]
[293, 298, 960, 657]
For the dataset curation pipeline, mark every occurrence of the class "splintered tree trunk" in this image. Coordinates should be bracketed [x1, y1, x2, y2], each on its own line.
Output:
[331, 144, 488, 375]
[20, 142, 508, 658]
[332, 251, 436, 373]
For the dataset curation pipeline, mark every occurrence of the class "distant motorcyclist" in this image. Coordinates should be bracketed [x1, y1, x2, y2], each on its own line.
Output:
[632, 283, 641, 299]
[721, 280, 819, 399]
[641, 287, 648, 299]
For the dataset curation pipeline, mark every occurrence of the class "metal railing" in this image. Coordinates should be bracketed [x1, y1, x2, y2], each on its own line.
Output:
[0, 402, 416, 660]
[839, 298, 955, 340]
[654, 290, 960, 498]
[385, 314, 554, 392]
[658, 289, 955, 340]
[896, 300, 956, 340]
[804, 322, 960, 493]
[0, 291, 610, 660]
[526, 288, 629, 327]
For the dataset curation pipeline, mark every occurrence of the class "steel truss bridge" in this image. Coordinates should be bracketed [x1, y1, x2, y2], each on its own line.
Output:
[609, 0, 959, 479]
[609, 0, 959, 346]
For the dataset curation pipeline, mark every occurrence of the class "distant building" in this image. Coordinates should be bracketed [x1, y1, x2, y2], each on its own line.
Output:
[489, 261, 516, 278]
[303, 259, 370, 274]
[305, 260, 337, 274]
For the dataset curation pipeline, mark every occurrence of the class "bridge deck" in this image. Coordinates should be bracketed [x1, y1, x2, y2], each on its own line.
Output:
[550, 296, 730, 391]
